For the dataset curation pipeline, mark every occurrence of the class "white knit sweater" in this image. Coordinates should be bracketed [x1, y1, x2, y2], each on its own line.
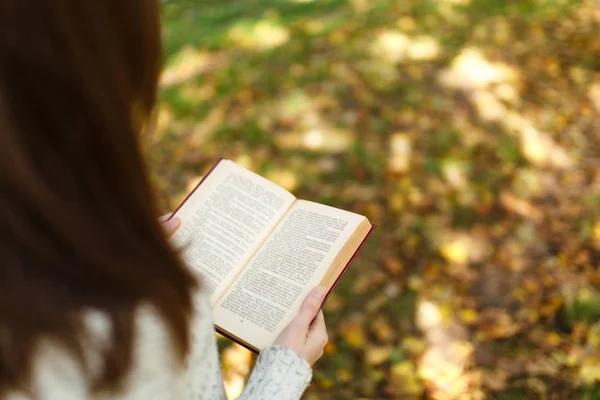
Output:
[4, 289, 312, 400]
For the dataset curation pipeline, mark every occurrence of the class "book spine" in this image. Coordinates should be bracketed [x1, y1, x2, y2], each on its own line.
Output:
[215, 326, 259, 354]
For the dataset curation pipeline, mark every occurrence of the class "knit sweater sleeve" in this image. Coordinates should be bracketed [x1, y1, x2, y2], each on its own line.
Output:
[184, 290, 312, 400]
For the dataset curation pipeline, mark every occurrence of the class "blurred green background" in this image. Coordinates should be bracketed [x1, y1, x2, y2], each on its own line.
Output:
[152, 0, 600, 398]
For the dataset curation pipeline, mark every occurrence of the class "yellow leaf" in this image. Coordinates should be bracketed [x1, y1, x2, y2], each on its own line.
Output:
[402, 336, 427, 355]
[543, 332, 562, 348]
[440, 235, 470, 264]
[580, 358, 600, 385]
[459, 309, 478, 324]
[391, 361, 416, 380]
[365, 346, 393, 366]
[340, 319, 367, 348]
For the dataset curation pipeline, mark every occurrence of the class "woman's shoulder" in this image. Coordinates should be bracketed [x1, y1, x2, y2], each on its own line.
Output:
[10, 289, 213, 400]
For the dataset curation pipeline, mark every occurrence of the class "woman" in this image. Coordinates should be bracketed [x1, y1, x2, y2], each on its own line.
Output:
[0, 1, 328, 399]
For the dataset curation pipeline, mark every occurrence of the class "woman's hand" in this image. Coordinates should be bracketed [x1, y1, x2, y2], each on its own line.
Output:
[274, 286, 329, 366]
[159, 214, 181, 236]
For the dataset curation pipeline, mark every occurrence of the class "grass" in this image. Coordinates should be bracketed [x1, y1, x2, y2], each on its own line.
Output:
[157, 0, 600, 398]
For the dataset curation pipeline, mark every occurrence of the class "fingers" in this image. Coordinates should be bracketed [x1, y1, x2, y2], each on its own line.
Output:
[293, 286, 327, 329]
[160, 214, 181, 236]
[274, 289, 329, 366]
[158, 214, 172, 223]
[308, 310, 328, 347]
[306, 310, 328, 364]
[310, 309, 325, 330]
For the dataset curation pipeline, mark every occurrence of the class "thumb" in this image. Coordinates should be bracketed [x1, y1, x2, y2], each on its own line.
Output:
[294, 286, 327, 328]
[307, 310, 328, 347]
[160, 214, 181, 236]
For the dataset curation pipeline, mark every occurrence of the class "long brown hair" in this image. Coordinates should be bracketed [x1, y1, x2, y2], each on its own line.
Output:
[0, 0, 196, 395]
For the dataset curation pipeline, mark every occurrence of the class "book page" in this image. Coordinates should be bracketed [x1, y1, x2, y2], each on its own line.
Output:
[171, 160, 296, 304]
[213, 200, 365, 350]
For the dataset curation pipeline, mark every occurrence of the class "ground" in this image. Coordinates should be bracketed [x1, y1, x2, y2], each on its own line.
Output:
[152, 1, 600, 398]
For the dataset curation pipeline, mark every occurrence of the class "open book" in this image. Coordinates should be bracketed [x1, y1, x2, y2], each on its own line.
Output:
[171, 159, 374, 352]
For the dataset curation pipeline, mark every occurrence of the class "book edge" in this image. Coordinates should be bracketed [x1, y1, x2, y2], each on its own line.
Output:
[215, 325, 260, 354]
[322, 224, 376, 305]
[169, 157, 225, 220]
